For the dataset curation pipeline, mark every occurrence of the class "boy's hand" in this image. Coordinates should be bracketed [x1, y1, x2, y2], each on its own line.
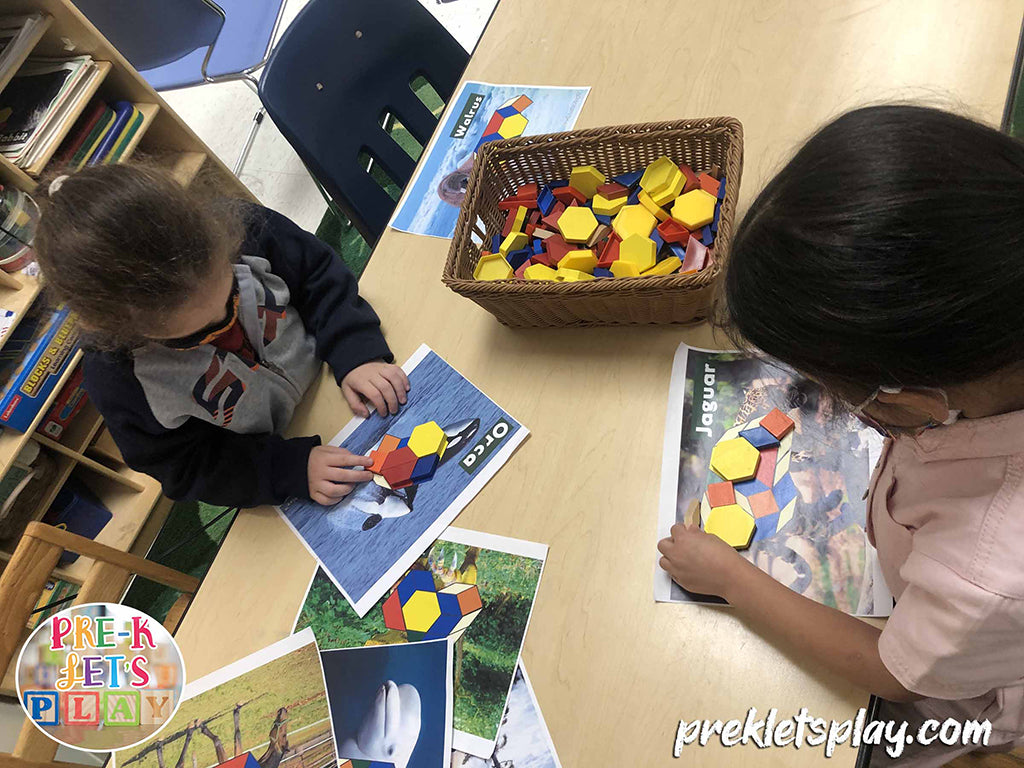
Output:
[341, 361, 410, 418]
[657, 502, 750, 598]
[308, 445, 373, 505]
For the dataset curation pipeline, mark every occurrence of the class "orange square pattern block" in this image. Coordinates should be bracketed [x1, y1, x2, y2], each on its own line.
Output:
[707, 481, 736, 508]
[759, 408, 795, 439]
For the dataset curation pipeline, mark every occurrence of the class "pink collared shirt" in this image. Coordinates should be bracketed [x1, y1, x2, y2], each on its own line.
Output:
[868, 408, 1024, 740]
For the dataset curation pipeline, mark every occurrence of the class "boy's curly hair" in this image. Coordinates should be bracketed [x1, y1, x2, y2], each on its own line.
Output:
[34, 160, 245, 349]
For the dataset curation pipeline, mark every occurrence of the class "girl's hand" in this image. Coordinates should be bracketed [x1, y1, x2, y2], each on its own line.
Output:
[657, 502, 750, 598]
[308, 445, 373, 505]
[341, 361, 410, 417]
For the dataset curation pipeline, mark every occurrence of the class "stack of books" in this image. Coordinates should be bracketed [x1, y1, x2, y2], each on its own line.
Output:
[54, 99, 147, 168]
[0, 13, 48, 84]
[0, 54, 105, 173]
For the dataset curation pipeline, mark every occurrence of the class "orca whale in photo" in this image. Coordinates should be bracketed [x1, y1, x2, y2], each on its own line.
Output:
[348, 418, 480, 531]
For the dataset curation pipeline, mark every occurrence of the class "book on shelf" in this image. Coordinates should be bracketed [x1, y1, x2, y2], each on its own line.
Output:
[0, 439, 56, 542]
[43, 476, 112, 565]
[36, 365, 88, 440]
[0, 55, 104, 170]
[0, 309, 15, 342]
[55, 99, 146, 168]
[105, 103, 145, 164]
[86, 100, 134, 165]
[0, 13, 47, 84]
[27, 577, 76, 630]
[0, 302, 81, 432]
[53, 97, 106, 165]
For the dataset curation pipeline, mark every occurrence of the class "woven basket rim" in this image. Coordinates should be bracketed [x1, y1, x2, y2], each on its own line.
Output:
[441, 116, 743, 319]
[442, 117, 743, 298]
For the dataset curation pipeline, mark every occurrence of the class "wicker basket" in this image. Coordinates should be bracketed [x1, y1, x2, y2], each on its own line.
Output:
[442, 117, 744, 327]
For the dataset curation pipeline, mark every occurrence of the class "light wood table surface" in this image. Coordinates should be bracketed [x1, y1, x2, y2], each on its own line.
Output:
[174, 1, 1023, 765]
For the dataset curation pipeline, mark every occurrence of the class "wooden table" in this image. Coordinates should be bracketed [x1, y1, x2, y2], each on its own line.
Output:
[174, 2, 1023, 765]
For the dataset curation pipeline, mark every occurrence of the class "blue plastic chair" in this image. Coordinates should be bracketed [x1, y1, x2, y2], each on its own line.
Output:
[73, 0, 286, 90]
[258, 0, 469, 245]
[74, 0, 287, 172]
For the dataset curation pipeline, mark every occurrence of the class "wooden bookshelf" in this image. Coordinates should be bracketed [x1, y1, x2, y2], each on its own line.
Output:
[57, 400, 104, 452]
[161, 150, 208, 187]
[31, 432, 146, 491]
[23, 59, 112, 176]
[87, 425, 124, 466]
[26, 450, 74, 527]
[118, 101, 160, 162]
[59, 466, 162, 583]
[0, 349, 82, 483]
[0, 12, 51, 94]
[0, 155, 37, 191]
[0, 272, 42, 354]
[0, 0, 257, 703]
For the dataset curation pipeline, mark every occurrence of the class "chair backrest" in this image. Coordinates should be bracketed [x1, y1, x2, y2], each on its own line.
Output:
[0, 522, 201, 768]
[73, 0, 225, 73]
[259, 0, 469, 245]
[121, 0, 288, 91]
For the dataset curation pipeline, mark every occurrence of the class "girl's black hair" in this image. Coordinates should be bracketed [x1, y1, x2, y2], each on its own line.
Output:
[722, 105, 1024, 395]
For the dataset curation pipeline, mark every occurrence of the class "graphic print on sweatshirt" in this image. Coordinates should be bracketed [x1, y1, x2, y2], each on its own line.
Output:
[132, 255, 321, 435]
[192, 350, 246, 426]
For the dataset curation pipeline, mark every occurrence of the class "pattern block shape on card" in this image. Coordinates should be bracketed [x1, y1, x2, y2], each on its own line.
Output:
[703, 409, 802, 548]
[383, 569, 483, 642]
[369, 421, 448, 489]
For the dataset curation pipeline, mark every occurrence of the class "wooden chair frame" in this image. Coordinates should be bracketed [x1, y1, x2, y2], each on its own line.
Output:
[0, 522, 200, 768]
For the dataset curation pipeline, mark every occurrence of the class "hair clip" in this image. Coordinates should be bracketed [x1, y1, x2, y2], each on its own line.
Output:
[48, 175, 69, 195]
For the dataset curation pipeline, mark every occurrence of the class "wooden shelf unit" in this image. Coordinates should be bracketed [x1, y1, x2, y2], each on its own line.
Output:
[0, 0, 255, 595]
[22, 59, 112, 176]
[0, 272, 42, 354]
[0, 12, 52, 94]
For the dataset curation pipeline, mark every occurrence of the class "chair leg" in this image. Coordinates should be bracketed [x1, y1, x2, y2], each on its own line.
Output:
[234, 108, 265, 176]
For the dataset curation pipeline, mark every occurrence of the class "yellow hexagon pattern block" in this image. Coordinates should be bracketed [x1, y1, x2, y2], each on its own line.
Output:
[612, 204, 657, 239]
[555, 267, 594, 282]
[618, 234, 657, 272]
[557, 206, 600, 243]
[671, 189, 717, 230]
[408, 421, 448, 458]
[610, 259, 640, 278]
[640, 156, 680, 197]
[473, 252, 514, 281]
[524, 263, 558, 280]
[558, 250, 597, 273]
[651, 169, 685, 207]
[403, 590, 442, 632]
[497, 113, 528, 139]
[592, 192, 628, 217]
[710, 437, 761, 481]
[569, 165, 606, 199]
[704, 504, 756, 549]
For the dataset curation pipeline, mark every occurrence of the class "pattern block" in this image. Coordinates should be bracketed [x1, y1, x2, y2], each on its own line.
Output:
[369, 421, 448, 490]
[704, 504, 756, 549]
[383, 570, 484, 642]
[701, 409, 803, 547]
[760, 407, 795, 439]
[710, 438, 760, 482]
[476, 95, 533, 150]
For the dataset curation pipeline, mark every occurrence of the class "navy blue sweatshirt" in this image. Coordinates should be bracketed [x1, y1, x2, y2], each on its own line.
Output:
[82, 206, 392, 508]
